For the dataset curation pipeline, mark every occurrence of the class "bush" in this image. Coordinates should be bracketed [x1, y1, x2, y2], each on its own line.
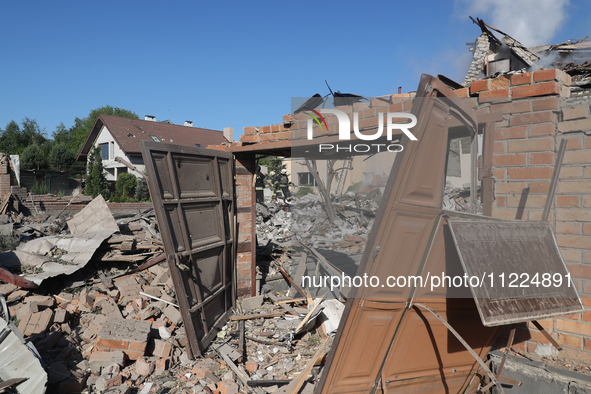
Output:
[85, 146, 109, 198]
[296, 186, 314, 197]
[134, 176, 150, 201]
[0, 235, 20, 252]
[31, 181, 49, 195]
[21, 144, 47, 170]
[115, 173, 137, 201]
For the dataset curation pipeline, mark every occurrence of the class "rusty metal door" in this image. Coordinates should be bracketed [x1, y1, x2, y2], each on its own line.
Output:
[141, 141, 235, 358]
[317, 75, 495, 394]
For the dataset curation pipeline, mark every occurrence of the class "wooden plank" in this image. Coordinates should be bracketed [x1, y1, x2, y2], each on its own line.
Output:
[288, 253, 307, 297]
[268, 293, 300, 316]
[0, 378, 28, 390]
[0, 193, 11, 214]
[215, 345, 262, 394]
[276, 338, 330, 394]
[229, 311, 285, 321]
[238, 320, 245, 360]
[276, 297, 306, 304]
[295, 293, 327, 333]
[275, 263, 306, 299]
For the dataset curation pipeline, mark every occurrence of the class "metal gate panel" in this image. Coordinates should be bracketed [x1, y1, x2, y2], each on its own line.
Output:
[447, 220, 584, 326]
[383, 301, 499, 385]
[141, 141, 235, 357]
[397, 99, 450, 209]
[318, 75, 484, 394]
[327, 303, 405, 390]
[319, 75, 580, 394]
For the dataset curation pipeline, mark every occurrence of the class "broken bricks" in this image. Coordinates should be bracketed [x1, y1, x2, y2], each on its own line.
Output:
[95, 317, 151, 360]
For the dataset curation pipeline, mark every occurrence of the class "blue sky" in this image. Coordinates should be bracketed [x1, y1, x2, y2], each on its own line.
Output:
[1, 1, 590, 141]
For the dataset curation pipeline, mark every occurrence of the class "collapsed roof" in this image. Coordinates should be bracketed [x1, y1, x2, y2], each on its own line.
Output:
[463, 17, 591, 93]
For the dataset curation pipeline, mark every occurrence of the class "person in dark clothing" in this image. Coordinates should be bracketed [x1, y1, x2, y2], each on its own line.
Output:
[255, 166, 265, 203]
[276, 169, 292, 202]
[267, 171, 277, 201]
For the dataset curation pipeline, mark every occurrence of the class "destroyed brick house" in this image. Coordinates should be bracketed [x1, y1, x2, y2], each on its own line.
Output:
[1, 17, 591, 394]
[76, 115, 232, 182]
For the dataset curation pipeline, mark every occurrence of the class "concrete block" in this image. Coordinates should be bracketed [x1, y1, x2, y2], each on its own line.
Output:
[163, 305, 182, 325]
[24, 295, 55, 308]
[154, 357, 169, 375]
[96, 317, 151, 359]
[18, 309, 53, 336]
[97, 316, 151, 343]
[135, 357, 155, 376]
[54, 308, 69, 323]
[241, 295, 263, 312]
[158, 326, 172, 339]
[152, 339, 173, 359]
[0, 283, 17, 296]
[16, 302, 39, 320]
[101, 299, 123, 319]
[105, 384, 131, 394]
[89, 351, 126, 373]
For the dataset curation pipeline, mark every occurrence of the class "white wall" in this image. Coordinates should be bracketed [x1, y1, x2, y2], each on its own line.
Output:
[91, 125, 146, 181]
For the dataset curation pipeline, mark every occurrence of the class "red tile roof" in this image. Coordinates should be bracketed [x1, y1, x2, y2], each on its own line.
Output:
[77, 114, 228, 160]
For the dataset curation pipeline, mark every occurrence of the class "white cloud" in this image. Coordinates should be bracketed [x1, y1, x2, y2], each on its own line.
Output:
[458, 0, 569, 46]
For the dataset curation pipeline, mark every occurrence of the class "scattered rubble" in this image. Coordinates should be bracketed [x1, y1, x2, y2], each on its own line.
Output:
[256, 191, 378, 257]
[0, 194, 338, 393]
[443, 183, 483, 213]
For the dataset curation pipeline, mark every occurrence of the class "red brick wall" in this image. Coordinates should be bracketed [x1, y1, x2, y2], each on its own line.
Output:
[473, 69, 591, 360]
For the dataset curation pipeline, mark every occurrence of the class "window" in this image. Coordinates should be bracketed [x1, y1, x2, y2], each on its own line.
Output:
[150, 136, 161, 142]
[100, 143, 109, 160]
[298, 172, 317, 187]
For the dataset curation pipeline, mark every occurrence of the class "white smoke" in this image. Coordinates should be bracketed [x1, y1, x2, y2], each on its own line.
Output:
[458, 0, 569, 47]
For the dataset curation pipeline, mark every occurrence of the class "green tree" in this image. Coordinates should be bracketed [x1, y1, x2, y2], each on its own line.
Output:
[21, 144, 47, 170]
[85, 146, 109, 198]
[0, 121, 22, 154]
[134, 176, 150, 201]
[69, 106, 139, 155]
[114, 172, 137, 201]
[21, 118, 48, 147]
[52, 122, 70, 146]
[49, 143, 74, 171]
[258, 156, 285, 174]
[0, 118, 48, 155]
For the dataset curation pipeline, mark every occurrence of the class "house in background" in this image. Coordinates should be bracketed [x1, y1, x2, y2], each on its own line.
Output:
[76, 115, 231, 181]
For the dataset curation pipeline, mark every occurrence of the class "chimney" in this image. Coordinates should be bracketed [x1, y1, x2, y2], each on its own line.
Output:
[223, 127, 234, 142]
[398, 87, 402, 94]
[144, 115, 156, 121]
[184, 120, 193, 127]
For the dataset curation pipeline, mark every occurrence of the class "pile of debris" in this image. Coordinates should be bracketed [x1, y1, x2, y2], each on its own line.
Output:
[0, 259, 182, 393]
[0, 196, 163, 289]
[256, 191, 379, 256]
[0, 194, 344, 393]
[443, 183, 483, 214]
[0, 280, 341, 393]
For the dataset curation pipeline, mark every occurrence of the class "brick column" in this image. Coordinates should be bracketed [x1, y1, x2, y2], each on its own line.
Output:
[0, 159, 11, 198]
[234, 155, 255, 297]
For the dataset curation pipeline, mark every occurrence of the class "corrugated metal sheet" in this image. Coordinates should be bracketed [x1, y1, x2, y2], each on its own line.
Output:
[447, 220, 584, 326]
[0, 317, 47, 393]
